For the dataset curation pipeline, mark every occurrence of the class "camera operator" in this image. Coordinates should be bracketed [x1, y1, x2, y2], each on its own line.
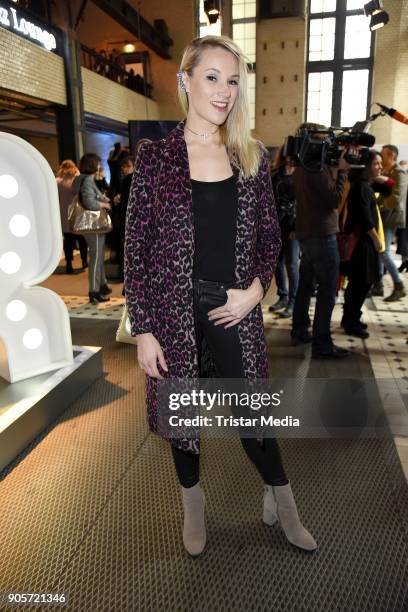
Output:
[290, 123, 352, 359]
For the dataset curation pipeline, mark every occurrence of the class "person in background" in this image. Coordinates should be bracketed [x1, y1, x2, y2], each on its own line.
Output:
[108, 143, 130, 197]
[112, 155, 135, 278]
[268, 147, 299, 319]
[396, 160, 408, 272]
[291, 124, 352, 359]
[72, 154, 112, 304]
[56, 160, 88, 274]
[95, 165, 109, 194]
[372, 145, 408, 301]
[341, 150, 384, 338]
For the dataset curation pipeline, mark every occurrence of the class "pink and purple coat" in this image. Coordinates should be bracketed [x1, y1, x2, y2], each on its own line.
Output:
[124, 120, 281, 454]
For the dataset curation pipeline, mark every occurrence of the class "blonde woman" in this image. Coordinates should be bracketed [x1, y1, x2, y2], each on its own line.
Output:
[124, 36, 317, 556]
[56, 160, 88, 274]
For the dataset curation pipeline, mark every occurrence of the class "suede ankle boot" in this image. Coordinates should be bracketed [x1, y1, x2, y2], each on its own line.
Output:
[263, 485, 278, 526]
[181, 483, 206, 557]
[272, 482, 317, 551]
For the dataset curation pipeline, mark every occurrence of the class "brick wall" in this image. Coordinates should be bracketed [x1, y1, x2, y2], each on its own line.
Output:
[371, 0, 408, 146]
[256, 18, 306, 147]
[0, 27, 66, 105]
[81, 68, 160, 122]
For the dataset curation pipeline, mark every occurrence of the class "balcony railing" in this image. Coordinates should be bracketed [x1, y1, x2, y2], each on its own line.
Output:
[80, 44, 153, 99]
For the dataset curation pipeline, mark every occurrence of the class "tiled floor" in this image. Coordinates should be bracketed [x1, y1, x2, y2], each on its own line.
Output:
[60, 295, 125, 319]
[265, 270, 408, 481]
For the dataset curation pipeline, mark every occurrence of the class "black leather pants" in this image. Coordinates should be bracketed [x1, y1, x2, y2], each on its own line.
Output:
[171, 279, 289, 488]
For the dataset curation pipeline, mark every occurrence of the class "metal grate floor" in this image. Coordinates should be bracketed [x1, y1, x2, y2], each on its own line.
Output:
[0, 319, 407, 611]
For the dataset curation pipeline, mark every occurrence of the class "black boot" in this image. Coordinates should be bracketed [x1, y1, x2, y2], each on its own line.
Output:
[89, 292, 110, 304]
[384, 281, 406, 302]
[100, 283, 112, 296]
[398, 260, 408, 272]
[66, 262, 74, 274]
[268, 296, 288, 312]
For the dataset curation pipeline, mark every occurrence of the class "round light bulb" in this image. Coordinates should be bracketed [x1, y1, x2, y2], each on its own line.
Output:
[9, 214, 31, 237]
[0, 251, 21, 274]
[23, 328, 43, 350]
[6, 300, 27, 322]
[0, 174, 19, 199]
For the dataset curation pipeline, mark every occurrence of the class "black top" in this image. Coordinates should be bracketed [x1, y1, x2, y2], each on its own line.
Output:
[191, 174, 238, 283]
[345, 181, 379, 235]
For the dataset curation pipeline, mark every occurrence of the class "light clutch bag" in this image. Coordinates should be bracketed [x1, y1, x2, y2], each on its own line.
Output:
[116, 305, 138, 345]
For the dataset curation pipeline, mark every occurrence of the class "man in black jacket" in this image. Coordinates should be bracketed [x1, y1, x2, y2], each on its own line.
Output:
[291, 131, 351, 359]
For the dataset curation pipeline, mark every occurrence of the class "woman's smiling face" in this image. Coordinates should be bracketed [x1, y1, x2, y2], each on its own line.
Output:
[184, 46, 240, 127]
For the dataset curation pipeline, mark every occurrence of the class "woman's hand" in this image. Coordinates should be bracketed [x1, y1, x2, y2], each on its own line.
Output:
[207, 278, 264, 329]
[136, 332, 168, 379]
[100, 201, 112, 211]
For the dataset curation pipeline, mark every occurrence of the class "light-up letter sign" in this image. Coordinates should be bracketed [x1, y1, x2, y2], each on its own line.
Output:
[0, 132, 73, 383]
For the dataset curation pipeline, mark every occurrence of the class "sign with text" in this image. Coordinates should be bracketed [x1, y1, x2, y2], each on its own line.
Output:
[0, 3, 56, 51]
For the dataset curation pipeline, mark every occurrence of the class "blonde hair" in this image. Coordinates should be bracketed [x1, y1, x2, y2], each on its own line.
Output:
[177, 35, 262, 178]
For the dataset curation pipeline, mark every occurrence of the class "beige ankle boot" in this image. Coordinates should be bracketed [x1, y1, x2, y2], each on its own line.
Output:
[181, 483, 206, 556]
[263, 485, 278, 526]
[272, 482, 317, 551]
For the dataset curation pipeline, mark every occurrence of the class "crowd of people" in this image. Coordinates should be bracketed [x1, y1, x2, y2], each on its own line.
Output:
[56, 131, 408, 347]
[90, 48, 148, 95]
[269, 129, 408, 358]
[56, 142, 135, 304]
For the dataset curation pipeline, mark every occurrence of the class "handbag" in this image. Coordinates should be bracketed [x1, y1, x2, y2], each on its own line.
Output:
[70, 202, 113, 235]
[68, 178, 113, 235]
[116, 304, 138, 345]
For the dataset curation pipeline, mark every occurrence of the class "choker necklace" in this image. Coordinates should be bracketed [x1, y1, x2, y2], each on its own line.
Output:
[185, 124, 219, 140]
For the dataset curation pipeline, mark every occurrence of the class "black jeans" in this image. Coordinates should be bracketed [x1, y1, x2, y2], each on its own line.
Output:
[171, 278, 288, 488]
[292, 235, 340, 351]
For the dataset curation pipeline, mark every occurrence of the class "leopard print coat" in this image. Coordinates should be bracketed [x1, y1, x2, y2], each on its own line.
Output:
[124, 120, 281, 454]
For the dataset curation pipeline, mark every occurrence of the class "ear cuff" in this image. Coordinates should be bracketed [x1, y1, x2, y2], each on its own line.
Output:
[177, 71, 187, 92]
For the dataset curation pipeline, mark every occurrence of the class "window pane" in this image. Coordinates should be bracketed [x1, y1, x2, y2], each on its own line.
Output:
[233, 22, 256, 62]
[310, 0, 336, 13]
[233, 23, 244, 38]
[344, 15, 371, 58]
[308, 18, 336, 61]
[248, 71, 256, 130]
[199, 21, 222, 37]
[306, 71, 333, 127]
[341, 69, 369, 126]
[198, 0, 222, 36]
[346, 0, 363, 9]
[232, 0, 256, 20]
[199, 0, 207, 24]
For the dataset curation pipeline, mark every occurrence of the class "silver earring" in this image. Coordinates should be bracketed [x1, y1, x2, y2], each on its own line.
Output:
[177, 71, 186, 92]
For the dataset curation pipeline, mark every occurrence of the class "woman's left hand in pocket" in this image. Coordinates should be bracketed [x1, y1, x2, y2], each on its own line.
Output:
[208, 279, 263, 328]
